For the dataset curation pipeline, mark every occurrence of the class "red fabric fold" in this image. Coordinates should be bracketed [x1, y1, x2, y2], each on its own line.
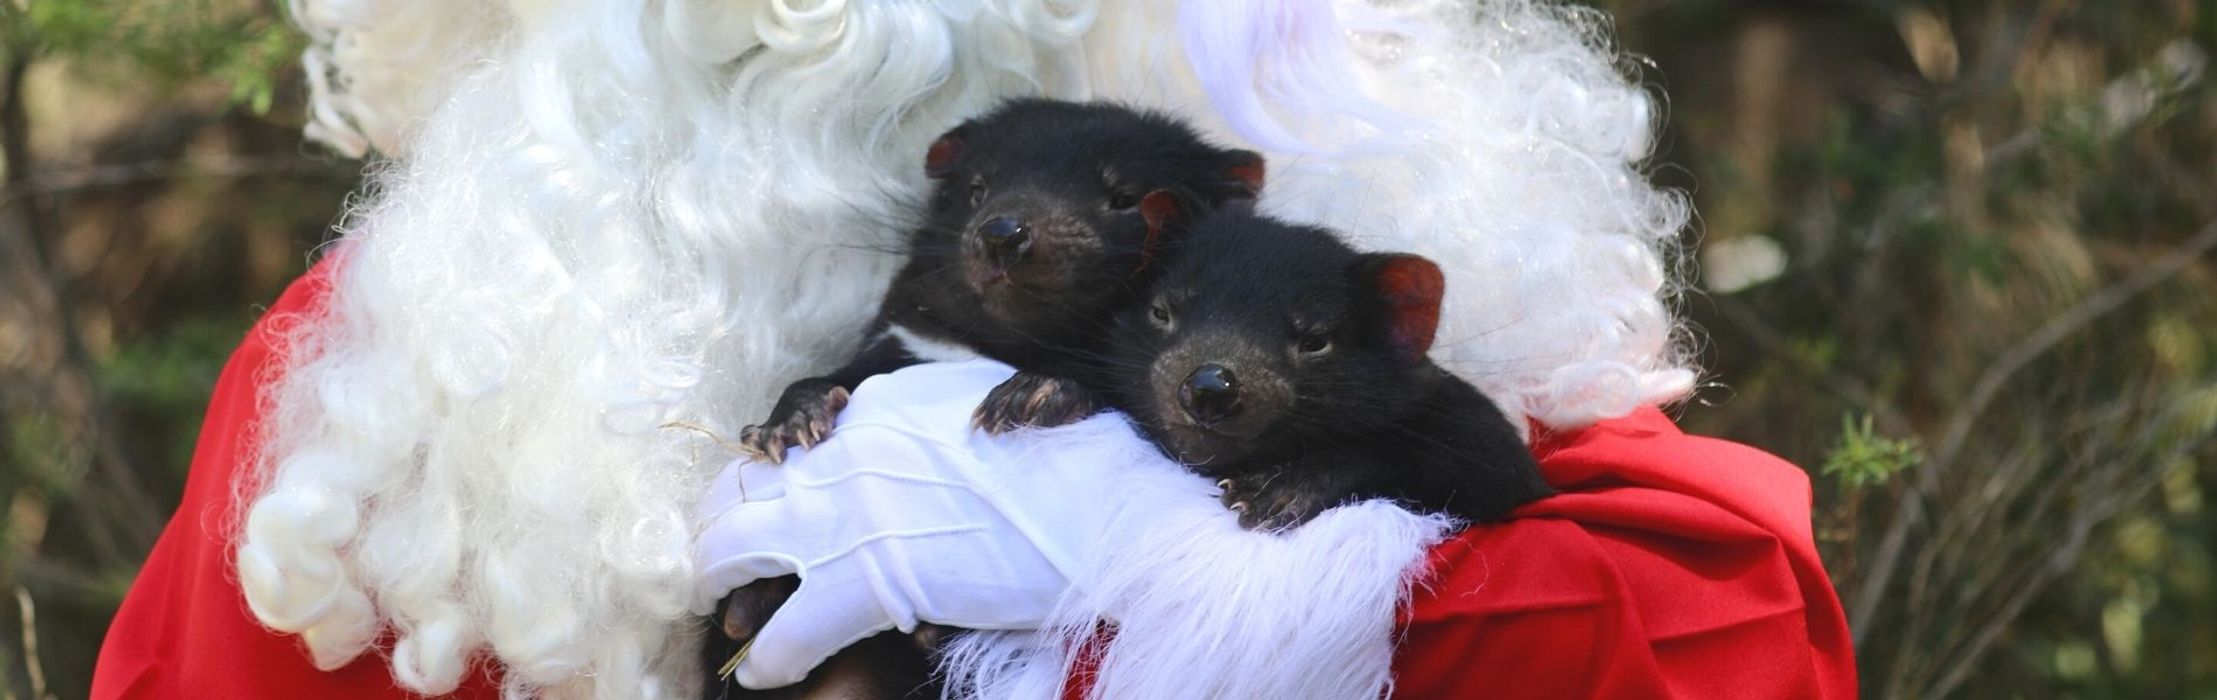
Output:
[1392, 409, 1857, 699]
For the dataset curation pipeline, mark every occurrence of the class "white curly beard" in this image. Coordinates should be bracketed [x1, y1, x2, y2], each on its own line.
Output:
[237, 0, 1693, 698]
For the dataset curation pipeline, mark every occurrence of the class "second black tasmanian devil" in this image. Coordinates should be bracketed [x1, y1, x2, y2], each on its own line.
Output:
[1005, 213, 1555, 530]
[737, 99, 1264, 462]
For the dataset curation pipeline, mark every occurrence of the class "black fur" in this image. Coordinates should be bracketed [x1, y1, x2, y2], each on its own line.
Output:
[739, 98, 1263, 462]
[711, 100, 1261, 699]
[1043, 213, 1554, 530]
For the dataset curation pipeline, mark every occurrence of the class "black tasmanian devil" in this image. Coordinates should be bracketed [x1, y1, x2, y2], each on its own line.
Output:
[1002, 213, 1555, 530]
[709, 99, 1263, 699]
[737, 98, 1265, 462]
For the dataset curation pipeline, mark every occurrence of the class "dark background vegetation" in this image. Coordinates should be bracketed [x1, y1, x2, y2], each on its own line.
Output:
[0, 0, 2210, 697]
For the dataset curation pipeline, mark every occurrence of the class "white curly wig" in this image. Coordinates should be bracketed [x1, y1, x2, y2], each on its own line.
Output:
[238, 0, 1693, 697]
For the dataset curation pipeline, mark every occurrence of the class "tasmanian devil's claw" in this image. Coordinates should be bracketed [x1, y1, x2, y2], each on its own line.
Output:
[1216, 470, 1330, 532]
[741, 383, 851, 464]
[973, 372, 1104, 435]
[736, 425, 780, 464]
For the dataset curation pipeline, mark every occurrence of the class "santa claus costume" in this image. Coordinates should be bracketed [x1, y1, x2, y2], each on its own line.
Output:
[92, 0, 1854, 698]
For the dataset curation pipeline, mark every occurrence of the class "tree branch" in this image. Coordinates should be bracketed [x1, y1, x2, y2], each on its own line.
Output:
[1851, 216, 2217, 638]
[0, 155, 354, 205]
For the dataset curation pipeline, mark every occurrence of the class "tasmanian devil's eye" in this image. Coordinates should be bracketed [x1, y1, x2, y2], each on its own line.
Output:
[1149, 300, 1174, 328]
[1296, 332, 1332, 355]
[1108, 190, 1142, 211]
[968, 176, 988, 208]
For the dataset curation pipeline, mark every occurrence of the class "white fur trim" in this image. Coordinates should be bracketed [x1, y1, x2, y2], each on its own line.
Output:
[939, 435, 1459, 700]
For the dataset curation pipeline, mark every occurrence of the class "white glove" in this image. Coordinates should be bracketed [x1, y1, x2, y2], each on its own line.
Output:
[693, 360, 1178, 690]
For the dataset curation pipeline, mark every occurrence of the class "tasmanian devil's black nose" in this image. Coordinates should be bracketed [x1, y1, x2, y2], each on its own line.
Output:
[1178, 363, 1243, 425]
[978, 217, 1031, 264]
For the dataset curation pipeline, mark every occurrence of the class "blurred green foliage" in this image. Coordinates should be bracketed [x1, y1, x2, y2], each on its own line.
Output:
[0, 0, 303, 111]
[0, 2, 349, 699]
[94, 312, 255, 472]
[1605, 0, 2217, 696]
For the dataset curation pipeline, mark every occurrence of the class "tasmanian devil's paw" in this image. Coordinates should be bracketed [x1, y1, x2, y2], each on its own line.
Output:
[971, 371, 1104, 435]
[740, 382, 851, 464]
[909, 623, 961, 656]
[716, 575, 801, 644]
[1216, 473, 1334, 532]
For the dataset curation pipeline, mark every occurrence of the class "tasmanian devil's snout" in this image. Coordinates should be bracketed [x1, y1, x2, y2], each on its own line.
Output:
[975, 216, 1030, 267]
[962, 190, 1101, 291]
[1177, 363, 1241, 425]
[1146, 331, 1292, 469]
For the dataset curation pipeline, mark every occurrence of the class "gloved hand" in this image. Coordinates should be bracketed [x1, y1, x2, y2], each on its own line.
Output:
[693, 360, 1182, 690]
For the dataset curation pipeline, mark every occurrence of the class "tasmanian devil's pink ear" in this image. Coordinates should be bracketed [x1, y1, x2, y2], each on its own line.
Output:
[1222, 150, 1265, 199]
[924, 131, 966, 178]
[1357, 253, 1446, 363]
[1140, 190, 1181, 232]
[1134, 190, 1182, 274]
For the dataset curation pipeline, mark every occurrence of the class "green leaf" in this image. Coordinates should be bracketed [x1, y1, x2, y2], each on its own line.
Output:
[1820, 413, 1923, 491]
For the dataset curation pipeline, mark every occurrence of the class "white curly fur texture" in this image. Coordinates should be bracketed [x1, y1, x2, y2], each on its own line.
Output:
[288, 0, 512, 156]
[240, 0, 1692, 697]
[244, 1, 1094, 697]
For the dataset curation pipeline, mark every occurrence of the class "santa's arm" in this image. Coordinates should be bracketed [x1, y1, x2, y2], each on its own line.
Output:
[91, 261, 501, 699]
[699, 377, 1859, 699]
[1393, 411, 1859, 699]
[1393, 520, 1672, 698]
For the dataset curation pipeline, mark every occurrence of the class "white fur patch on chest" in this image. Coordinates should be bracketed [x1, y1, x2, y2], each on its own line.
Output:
[888, 323, 984, 363]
